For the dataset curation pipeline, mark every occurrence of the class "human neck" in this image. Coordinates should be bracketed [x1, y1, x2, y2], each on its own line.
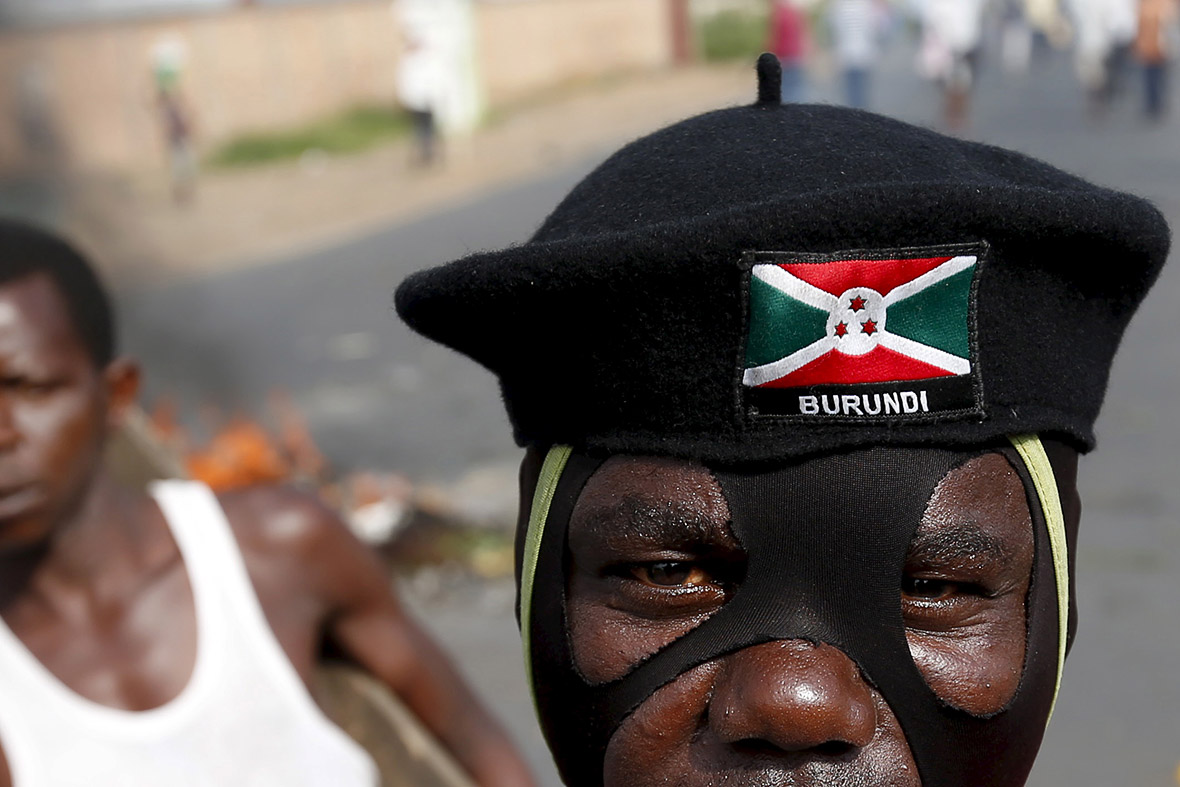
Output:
[0, 473, 155, 620]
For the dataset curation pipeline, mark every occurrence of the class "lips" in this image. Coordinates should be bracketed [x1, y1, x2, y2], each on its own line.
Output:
[0, 483, 44, 520]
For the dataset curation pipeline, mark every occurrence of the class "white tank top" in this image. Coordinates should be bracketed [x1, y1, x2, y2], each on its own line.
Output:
[0, 481, 379, 787]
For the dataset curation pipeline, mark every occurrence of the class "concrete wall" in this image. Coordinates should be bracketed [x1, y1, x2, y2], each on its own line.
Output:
[0, 0, 675, 173]
[476, 0, 673, 105]
[0, 3, 407, 173]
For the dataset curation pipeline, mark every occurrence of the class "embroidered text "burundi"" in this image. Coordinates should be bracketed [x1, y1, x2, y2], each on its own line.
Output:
[741, 246, 984, 421]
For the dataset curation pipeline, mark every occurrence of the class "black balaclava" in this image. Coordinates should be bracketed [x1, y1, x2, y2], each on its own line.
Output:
[517, 439, 1079, 787]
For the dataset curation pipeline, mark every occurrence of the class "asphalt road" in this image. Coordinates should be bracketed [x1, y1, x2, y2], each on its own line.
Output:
[119, 42, 1180, 787]
[117, 162, 580, 480]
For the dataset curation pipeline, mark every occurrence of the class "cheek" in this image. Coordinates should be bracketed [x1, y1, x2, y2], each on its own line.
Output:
[18, 391, 105, 481]
[568, 573, 718, 684]
[602, 663, 718, 787]
[905, 601, 1027, 716]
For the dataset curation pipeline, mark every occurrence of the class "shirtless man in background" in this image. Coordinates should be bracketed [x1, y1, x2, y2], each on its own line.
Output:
[0, 219, 536, 787]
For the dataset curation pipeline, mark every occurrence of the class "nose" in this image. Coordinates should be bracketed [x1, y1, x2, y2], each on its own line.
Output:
[709, 640, 876, 753]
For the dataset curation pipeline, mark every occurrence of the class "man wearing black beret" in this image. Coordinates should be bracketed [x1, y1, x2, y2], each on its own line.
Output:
[395, 55, 1170, 787]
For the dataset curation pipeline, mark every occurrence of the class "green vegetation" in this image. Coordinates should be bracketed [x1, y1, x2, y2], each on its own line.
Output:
[208, 105, 413, 168]
[698, 9, 769, 63]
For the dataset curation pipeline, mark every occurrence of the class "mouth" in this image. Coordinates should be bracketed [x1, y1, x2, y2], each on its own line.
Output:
[0, 483, 44, 520]
[690, 750, 917, 787]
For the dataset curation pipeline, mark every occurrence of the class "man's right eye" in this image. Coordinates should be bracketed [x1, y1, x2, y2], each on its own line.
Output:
[1, 376, 59, 397]
[631, 561, 711, 588]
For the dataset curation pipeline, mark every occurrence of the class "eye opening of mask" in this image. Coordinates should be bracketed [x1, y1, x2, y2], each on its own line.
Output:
[898, 449, 1039, 718]
[561, 457, 747, 686]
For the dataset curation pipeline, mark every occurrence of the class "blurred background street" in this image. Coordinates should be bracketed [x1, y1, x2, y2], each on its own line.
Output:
[2, 0, 1178, 784]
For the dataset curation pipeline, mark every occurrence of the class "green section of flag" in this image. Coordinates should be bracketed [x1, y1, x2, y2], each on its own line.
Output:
[887, 267, 974, 358]
[746, 275, 829, 368]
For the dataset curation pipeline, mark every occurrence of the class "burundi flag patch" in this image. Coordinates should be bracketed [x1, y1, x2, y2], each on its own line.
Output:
[740, 244, 985, 421]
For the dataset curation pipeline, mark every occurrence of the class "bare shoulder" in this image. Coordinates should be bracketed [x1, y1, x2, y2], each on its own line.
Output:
[216, 484, 347, 558]
[215, 484, 384, 607]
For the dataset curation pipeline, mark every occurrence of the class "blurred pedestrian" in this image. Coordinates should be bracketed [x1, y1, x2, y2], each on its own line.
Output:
[150, 37, 197, 205]
[1000, 0, 1034, 74]
[155, 88, 196, 204]
[1069, 0, 1138, 115]
[1106, 0, 1140, 99]
[1026, 0, 1073, 52]
[829, 0, 889, 108]
[1134, 0, 1179, 119]
[918, 0, 988, 129]
[768, 0, 810, 102]
[397, 32, 444, 166]
[0, 220, 538, 787]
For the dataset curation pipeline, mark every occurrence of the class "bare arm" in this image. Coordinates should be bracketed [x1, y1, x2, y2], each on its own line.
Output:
[240, 489, 536, 787]
[329, 578, 537, 787]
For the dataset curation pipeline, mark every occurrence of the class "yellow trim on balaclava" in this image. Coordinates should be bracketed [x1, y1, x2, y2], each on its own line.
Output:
[521, 445, 573, 706]
[1007, 434, 1070, 723]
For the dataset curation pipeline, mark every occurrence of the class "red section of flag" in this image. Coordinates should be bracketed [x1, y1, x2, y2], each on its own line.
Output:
[758, 345, 956, 388]
[779, 256, 952, 297]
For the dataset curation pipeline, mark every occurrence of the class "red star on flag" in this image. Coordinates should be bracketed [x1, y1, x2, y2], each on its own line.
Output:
[835, 321, 849, 338]
[849, 295, 867, 312]
[861, 319, 878, 336]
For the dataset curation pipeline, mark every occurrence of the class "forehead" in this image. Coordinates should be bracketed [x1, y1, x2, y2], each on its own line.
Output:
[574, 456, 728, 517]
[571, 451, 1029, 540]
[922, 452, 1031, 541]
[0, 274, 88, 365]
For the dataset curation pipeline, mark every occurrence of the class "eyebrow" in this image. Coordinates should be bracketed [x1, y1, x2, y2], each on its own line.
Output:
[574, 495, 736, 552]
[905, 520, 1014, 570]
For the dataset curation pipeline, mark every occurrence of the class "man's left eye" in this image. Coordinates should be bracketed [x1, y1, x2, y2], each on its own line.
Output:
[901, 575, 985, 602]
[632, 561, 711, 588]
[1, 377, 60, 397]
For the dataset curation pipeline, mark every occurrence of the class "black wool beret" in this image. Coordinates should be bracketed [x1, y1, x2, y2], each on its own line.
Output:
[396, 66, 1170, 466]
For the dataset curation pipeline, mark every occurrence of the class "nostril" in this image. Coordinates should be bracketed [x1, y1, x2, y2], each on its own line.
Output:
[813, 740, 856, 757]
